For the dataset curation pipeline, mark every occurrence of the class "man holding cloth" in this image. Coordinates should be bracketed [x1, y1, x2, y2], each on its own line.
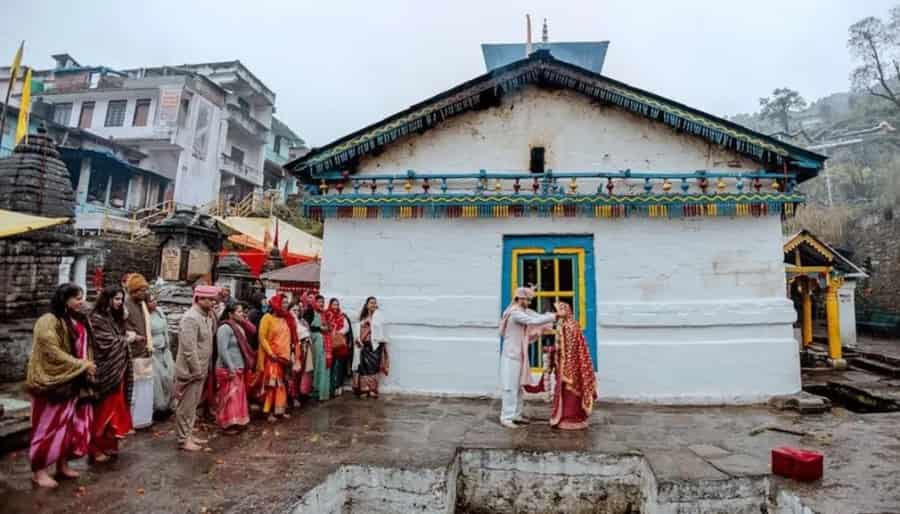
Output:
[498, 287, 559, 429]
[174, 285, 219, 451]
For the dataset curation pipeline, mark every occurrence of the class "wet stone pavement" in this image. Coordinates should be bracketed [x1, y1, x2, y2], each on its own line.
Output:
[0, 395, 898, 514]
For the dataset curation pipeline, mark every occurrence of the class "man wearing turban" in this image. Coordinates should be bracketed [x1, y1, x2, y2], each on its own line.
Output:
[174, 285, 219, 451]
[124, 274, 151, 359]
[497, 287, 559, 429]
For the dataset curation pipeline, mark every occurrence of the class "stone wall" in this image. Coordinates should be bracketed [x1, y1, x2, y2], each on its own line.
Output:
[847, 207, 900, 313]
[80, 235, 159, 298]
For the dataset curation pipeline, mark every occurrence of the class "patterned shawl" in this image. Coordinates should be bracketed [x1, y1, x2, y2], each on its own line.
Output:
[555, 310, 597, 416]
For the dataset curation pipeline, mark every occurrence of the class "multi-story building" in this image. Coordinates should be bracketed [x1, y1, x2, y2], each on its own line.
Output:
[264, 116, 308, 200]
[3, 54, 305, 220]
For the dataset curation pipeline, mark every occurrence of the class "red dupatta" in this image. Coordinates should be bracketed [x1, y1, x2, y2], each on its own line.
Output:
[555, 307, 597, 416]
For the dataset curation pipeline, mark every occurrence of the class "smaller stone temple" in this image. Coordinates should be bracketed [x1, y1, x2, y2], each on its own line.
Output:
[215, 251, 257, 301]
[0, 129, 88, 381]
[148, 210, 227, 349]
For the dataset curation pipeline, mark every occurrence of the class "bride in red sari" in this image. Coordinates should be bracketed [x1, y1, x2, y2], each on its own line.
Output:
[549, 302, 597, 430]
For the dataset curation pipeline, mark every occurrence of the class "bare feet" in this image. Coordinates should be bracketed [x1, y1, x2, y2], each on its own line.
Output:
[56, 462, 80, 479]
[266, 415, 277, 423]
[179, 440, 203, 452]
[32, 470, 58, 488]
[191, 435, 209, 445]
[281, 413, 291, 419]
[90, 452, 111, 464]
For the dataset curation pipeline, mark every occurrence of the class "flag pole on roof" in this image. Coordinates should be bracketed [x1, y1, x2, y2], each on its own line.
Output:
[0, 41, 24, 152]
[525, 14, 533, 57]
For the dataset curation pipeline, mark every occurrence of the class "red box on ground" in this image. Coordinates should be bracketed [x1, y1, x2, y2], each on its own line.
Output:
[772, 447, 823, 482]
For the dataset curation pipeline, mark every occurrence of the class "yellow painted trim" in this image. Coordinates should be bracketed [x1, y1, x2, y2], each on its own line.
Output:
[554, 247, 588, 331]
[783, 233, 834, 262]
[510, 248, 545, 301]
[786, 265, 831, 273]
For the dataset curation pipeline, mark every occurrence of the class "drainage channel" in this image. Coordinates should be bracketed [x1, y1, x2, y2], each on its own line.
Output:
[288, 448, 815, 514]
[803, 382, 900, 414]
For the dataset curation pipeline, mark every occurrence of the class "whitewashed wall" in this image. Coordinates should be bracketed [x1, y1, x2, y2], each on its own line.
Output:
[321, 83, 799, 403]
[356, 87, 759, 175]
[322, 216, 800, 404]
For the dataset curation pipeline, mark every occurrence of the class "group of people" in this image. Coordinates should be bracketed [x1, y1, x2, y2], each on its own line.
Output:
[24, 276, 596, 488]
[24, 277, 390, 486]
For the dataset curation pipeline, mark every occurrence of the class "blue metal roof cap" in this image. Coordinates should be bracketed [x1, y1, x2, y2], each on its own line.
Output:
[481, 42, 609, 73]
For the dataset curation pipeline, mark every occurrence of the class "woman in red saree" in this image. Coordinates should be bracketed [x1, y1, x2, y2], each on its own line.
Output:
[89, 286, 138, 461]
[255, 295, 297, 421]
[549, 302, 597, 430]
[26, 283, 96, 488]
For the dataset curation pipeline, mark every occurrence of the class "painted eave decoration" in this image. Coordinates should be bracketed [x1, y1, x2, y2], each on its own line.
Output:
[285, 50, 826, 183]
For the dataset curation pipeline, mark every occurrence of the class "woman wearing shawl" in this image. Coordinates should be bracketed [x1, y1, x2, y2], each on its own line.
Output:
[353, 296, 389, 398]
[304, 295, 332, 401]
[256, 295, 296, 421]
[26, 283, 97, 488]
[147, 292, 174, 416]
[89, 286, 139, 462]
[288, 301, 313, 406]
[214, 303, 254, 432]
[326, 298, 353, 396]
[548, 302, 597, 430]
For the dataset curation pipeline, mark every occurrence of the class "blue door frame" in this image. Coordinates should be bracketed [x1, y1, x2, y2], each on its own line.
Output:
[501, 235, 597, 369]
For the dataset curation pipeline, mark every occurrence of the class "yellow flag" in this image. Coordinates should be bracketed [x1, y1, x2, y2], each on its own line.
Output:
[15, 68, 31, 144]
[9, 41, 25, 86]
[9, 42, 23, 84]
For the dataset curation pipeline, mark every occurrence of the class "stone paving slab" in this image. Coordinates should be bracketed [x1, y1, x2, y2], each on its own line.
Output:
[0, 396, 897, 514]
[706, 453, 770, 478]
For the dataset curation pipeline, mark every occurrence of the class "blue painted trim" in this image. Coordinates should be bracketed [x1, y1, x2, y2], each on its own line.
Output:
[501, 235, 598, 370]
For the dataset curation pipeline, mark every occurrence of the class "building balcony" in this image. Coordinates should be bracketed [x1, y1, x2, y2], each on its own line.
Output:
[226, 104, 268, 142]
[265, 147, 289, 166]
[220, 153, 262, 186]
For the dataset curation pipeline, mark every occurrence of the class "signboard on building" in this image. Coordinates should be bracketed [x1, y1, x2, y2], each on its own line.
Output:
[157, 87, 181, 127]
[187, 248, 212, 281]
[160, 246, 181, 281]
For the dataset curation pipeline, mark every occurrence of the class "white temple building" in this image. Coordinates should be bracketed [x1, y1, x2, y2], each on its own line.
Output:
[286, 45, 826, 403]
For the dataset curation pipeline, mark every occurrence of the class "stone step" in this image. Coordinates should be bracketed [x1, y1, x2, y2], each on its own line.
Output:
[850, 357, 900, 378]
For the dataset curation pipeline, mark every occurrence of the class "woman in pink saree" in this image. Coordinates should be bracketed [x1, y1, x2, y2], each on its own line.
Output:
[25, 283, 97, 488]
[549, 302, 597, 430]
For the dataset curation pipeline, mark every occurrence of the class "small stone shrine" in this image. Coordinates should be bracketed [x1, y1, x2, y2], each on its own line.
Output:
[0, 129, 82, 382]
[148, 210, 226, 350]
[215, 251, 257, 301]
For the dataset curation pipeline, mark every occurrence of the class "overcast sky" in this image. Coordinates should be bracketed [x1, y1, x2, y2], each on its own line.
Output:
[1, 0, 894, 146]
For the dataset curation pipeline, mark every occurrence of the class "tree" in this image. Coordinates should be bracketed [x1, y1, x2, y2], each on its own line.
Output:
[759, 88, 807, 132]
[848, 7, 900, 112]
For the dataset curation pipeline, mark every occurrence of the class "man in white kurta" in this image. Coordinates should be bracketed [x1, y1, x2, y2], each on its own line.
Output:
[498, 287, 557, 428]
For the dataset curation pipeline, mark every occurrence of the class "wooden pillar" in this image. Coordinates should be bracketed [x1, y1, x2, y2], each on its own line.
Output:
[825, 274, 846, 368]
[801, 279, 813, 348]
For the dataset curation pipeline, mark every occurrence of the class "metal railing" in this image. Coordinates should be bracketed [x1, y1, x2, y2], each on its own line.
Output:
[310, 169, 797, 196]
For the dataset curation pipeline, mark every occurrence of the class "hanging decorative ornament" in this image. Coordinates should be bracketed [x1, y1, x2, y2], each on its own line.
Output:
[336, 181, 345, 194]
[423, 178, 431, 193]
[606, 177, 614, 195]
[716, 178, 727, 192]
[495, 179, 503, 192]
[569, 177, 578, 194]
[370, 179, 377, 194]
[662, 179, 672, 192]
[404, 179, 413, 193]
[513, 178, 522, 194]
[699, 177, 709, 193]
[532, 177, 540, 193]
[319, 179, 328, 194]
[753, 177, 762, 192]
[772, 179, 781, 191]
